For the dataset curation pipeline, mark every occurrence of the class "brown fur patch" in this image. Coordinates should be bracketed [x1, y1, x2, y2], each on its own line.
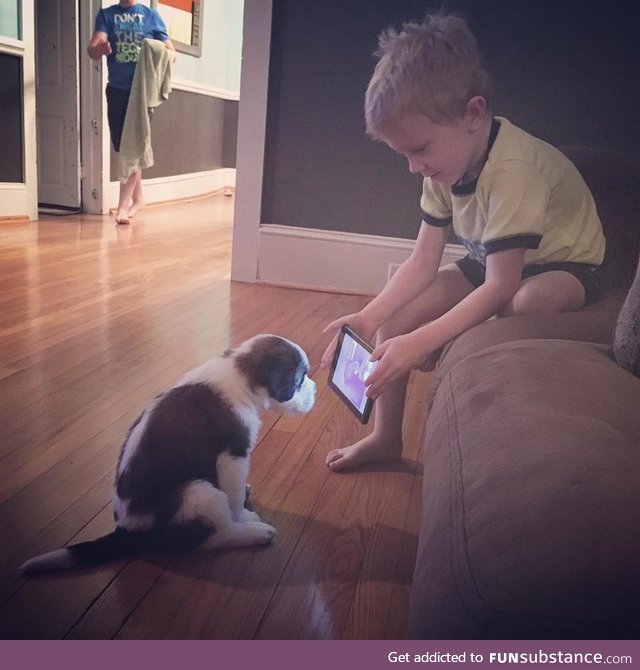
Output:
[235, 336, 305, 402]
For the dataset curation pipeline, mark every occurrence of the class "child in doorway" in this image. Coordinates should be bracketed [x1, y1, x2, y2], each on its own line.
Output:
[87, 0, 175, 224]
[321, 12, 605, 471]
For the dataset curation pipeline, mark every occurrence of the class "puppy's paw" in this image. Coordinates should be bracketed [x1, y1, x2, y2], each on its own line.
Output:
[246, 521, 276, 545]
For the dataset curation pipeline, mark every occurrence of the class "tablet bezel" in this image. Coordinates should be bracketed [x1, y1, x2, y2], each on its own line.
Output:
[327, 325, 376, 424]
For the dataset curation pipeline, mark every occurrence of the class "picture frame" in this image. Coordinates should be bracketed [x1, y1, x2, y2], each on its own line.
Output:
[151, 0, 203, 57]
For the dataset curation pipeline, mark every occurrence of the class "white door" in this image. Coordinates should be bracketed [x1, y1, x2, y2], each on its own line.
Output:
[36, 0, 81, 209]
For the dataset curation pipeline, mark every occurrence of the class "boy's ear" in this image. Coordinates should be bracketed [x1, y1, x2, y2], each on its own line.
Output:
[465, 96, 488, 130]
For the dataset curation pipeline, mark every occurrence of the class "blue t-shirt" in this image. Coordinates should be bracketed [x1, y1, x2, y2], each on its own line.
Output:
[95, 3, 169, 90]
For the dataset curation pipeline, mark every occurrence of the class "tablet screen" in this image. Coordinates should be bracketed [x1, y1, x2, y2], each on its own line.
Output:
[328, 326, 378, 423]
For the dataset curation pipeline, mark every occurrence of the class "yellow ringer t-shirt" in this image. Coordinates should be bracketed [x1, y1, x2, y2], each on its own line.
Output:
[420, 117, 605, 267]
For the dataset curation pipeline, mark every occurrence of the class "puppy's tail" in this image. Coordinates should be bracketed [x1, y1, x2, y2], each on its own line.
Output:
[20, 524, 209, 575]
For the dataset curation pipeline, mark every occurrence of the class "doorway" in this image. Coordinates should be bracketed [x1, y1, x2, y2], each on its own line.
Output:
[35, 0, 81, 212]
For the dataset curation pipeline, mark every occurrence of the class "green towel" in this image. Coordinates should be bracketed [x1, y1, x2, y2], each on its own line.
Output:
[118, 39, 175, 183]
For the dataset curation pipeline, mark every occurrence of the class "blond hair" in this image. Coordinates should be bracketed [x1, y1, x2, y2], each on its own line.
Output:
[364, 12, 492, 137]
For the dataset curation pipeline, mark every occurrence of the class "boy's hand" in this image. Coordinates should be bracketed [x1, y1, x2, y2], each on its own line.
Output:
[320, 313, 377, 369]
[97, 41, 112, 56]
[365, 332, 434, 399]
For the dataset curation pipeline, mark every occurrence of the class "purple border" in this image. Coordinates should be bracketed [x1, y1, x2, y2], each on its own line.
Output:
[2, 640, 640, 670]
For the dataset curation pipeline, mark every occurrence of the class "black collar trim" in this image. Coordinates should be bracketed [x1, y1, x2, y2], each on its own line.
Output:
[451, 117, 500, 197]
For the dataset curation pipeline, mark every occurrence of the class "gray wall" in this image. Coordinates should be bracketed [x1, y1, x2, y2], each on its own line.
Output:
[110, 90, 238, 180]
[262, 0, 640, 240]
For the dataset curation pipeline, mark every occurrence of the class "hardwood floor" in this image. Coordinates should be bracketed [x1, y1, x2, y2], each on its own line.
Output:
[0, 195, 431, 639]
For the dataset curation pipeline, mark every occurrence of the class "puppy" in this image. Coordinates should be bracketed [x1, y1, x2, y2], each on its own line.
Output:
[21, 335, 316, 574]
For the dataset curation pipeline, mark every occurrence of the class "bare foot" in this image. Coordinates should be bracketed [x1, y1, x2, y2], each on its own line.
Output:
[325, 433, 403, 472]
[115, 208, 130, 225]
[128, 200, 145, 218]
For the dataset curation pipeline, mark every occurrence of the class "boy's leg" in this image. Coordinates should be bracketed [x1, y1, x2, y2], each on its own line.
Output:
[115, 171, 139, 224]
[129, 171, 145, 217]
[326, 264, 475, 472]
[500, 271, 585, 316]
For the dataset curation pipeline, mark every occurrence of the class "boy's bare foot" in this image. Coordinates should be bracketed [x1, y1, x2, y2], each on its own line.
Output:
[128, 200, 145, 218]
[115, 208, 130, 225]
[325, 434, 403, 472]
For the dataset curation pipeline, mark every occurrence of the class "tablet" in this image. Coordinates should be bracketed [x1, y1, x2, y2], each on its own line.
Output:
[328, 325, 378, 424]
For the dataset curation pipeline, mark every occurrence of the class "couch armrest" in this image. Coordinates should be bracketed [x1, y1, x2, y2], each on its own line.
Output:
[428, 306, 621, 408]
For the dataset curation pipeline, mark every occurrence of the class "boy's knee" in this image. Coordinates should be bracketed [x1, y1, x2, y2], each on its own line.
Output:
[500, 286, 543, 316]
[500, 294, 541, 317]
[378, 304, 425, 340]
[500, 276, 584, 317]
[378, 319, 409, 341]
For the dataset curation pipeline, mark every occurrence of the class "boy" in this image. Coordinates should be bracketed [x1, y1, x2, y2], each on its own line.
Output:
[87, 0, 175, 224]
[321, 12, 605, 471]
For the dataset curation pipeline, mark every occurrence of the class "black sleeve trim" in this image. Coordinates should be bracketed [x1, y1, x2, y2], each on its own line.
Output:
[484, 234, 542, 255]
[421, 209, 452, 228]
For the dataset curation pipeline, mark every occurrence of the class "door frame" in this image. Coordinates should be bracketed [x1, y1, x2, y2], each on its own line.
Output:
[0, 1, 37, 221]
[79, 0, 110, 214]
[230, 0, 272, 282]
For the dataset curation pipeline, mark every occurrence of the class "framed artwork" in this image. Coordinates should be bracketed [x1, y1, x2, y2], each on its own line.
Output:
[151, 0, 203, 57]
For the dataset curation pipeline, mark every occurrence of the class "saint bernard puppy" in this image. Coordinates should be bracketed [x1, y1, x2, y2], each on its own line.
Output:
[21, 335, 316, 574]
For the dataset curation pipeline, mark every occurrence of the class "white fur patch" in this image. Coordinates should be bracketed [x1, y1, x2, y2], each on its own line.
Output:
[216, 452, 251, 520]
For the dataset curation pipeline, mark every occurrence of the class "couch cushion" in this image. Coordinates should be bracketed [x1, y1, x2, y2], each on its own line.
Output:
[410, 339, 640, 639]
[428, 305, 622, 408]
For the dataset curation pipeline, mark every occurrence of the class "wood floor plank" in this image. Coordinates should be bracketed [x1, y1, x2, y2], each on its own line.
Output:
[341, 371, 431, 640]
[0, 506, 126, 639]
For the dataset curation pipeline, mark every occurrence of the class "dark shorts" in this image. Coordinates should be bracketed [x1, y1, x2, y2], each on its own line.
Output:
[455, 254, 605, 306]
[105, 84, 131, 153]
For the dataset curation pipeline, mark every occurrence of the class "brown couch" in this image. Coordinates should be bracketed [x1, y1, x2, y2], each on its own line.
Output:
[408, 146, 640, 639]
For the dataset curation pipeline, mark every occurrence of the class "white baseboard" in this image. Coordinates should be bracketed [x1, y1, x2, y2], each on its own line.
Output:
[0, 183, 36, 220]
[257, 224, 466, 296]
[108, 168, 236, 210]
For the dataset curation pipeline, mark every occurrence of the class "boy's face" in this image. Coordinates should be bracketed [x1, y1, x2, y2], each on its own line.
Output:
[378, 105, 488, 187]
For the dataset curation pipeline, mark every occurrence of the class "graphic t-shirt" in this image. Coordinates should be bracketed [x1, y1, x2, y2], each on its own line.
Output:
[95, 3, 169, 90]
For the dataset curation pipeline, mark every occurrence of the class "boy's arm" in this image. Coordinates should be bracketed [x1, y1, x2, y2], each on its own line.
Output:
[415, 246, 525, 346]
[87, 31, 111, 60]
[320, 222, 447, 369]
[360, 221, 448, 330]
[366, 247, 526, 398]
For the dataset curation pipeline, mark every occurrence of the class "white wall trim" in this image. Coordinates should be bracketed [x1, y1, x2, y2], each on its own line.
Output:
[172, 78, 239, 101]
[257, 224, 466, 296]
[80, 0, 109, 215]
[231, 0, 272, 282]
[0, 183, 29, 218]
[107, 168, 236, 209]
[18, 0, 37, 221]
[0, 37, 25, 55]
